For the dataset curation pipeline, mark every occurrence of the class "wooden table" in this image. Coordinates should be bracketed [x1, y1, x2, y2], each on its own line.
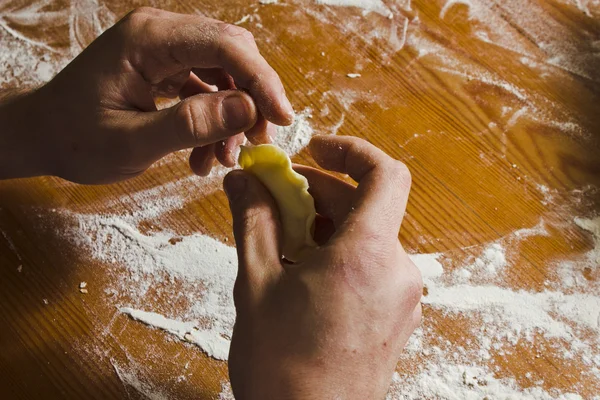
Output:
[0, 0, 599, 398]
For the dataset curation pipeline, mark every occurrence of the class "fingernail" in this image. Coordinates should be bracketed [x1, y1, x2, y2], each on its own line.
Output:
[224, 172, 247, 202]
[222, 94, 253, 130]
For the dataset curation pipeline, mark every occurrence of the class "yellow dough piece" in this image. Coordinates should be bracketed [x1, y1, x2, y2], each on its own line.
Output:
[238, 144, 316, 262]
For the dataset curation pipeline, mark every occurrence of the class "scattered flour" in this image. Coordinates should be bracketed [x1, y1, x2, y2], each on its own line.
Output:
[457, 0, 599, 81]
[112, 362, 170, 400]
[70, 202, 443, 361]
[440, 0, 473, 20]
[67, 200, 600, 399]
[314, 0, 393, 18]
[0, 227, 21, 260]
[386, 364, 584, 400]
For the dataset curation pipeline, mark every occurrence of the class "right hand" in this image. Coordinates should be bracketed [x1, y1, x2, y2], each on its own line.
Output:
[224, 136, 423, 400]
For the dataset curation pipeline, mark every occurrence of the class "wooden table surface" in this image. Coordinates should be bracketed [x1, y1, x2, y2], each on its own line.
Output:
[0, 0, 599, 399]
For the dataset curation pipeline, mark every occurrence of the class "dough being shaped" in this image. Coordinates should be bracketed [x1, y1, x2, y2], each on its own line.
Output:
[238, 144, 316, 261]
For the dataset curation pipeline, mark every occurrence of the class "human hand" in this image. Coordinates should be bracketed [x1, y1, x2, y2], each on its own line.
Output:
[3, 7, 292, 184]
[224, 136, 423, 399]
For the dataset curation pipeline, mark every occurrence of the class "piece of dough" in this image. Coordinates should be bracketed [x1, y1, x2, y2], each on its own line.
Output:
[238, 144, 316, 262]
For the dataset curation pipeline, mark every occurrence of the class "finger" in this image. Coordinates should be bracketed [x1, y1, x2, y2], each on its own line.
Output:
[308, 136, 411, 238]
[244, 112, 273, 145]
[192, 68, 236, 90]
[140, 90, 257, 156]
[293, 165, 356, 227]
[122, 8, 294, 125]
[224, 170, 282, 290]
[189, 143, 216, 176]
[179, 72, 216, 99]
[215, 133, 245, 167]
[193, 69, 257, 166]
[180, 73, 219, 176]
[153, 69, 192, 98]
[266, 121, 277, 142]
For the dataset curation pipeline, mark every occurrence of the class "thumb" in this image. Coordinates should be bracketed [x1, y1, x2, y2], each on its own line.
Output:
[224, 170, 282, 296]
[139, 90, 257, 159]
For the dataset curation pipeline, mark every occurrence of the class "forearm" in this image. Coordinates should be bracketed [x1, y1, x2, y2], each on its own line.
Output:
[0, 89, 46, 180]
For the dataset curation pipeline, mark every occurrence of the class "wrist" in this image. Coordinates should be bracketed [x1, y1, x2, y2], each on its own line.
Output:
[282, 367, 386, 400]
[246, 358, 388, 400]
[0, 88, 49, 180]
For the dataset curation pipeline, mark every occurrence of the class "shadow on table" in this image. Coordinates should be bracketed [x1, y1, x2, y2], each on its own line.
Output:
[0, 181, 226, 400]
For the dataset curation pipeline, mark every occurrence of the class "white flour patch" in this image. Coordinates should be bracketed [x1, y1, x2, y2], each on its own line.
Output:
[120, 308, 230, 360]
[273, 109, 316, 155]
[410, 253, 444, 279]
[218, 383, 235, 400]
[423, 284, 600, 338]
[72, 213, 237, 356]
[451, 242, 509, 283]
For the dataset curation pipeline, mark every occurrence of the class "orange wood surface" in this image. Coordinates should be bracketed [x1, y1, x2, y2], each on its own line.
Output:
[0, 0, 599, 398]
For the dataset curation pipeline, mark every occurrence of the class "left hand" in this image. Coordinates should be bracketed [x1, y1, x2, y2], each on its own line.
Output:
[0, 7, 293, 184]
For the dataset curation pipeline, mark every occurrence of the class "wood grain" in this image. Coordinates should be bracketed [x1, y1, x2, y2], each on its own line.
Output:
[0, 0, 599, 398]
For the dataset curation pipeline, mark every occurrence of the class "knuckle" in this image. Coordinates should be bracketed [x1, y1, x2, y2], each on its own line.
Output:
[123, 7, 153, 28]
[388, 160, 412, 190]
[238, 206, 263, 235]
[132, 6, 157, 15]
[242, 71, 263, 93]
[219, 23, 253, 40]
[405, 271, 423, 307]
[215, 23, 259, 66]
[177, 99, 210, 147]
[362, 233, 392, 259]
